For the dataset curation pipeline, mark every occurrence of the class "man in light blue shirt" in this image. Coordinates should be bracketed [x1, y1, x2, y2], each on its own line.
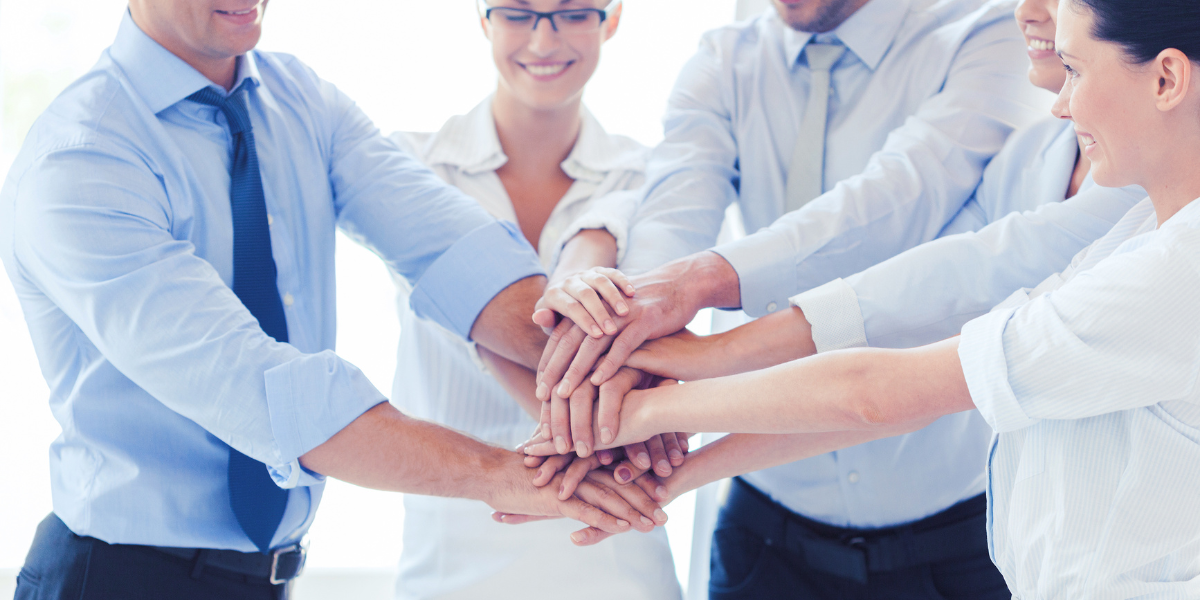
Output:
[0, 3, 661, 599]
[538, 0, 1045, 597]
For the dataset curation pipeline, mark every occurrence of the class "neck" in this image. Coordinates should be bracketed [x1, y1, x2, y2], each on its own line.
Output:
[128, 11, 239, 90]
[1143, 136, 1200, 226]
[491, 86, 582, 171]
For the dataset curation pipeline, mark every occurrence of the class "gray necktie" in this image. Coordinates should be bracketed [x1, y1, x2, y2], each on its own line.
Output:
[785, 42, 847, 213]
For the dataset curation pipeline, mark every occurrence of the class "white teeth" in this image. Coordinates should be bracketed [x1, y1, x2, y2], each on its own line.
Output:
[524, 63, 568, 77]
[1029, 38, 1055, 52]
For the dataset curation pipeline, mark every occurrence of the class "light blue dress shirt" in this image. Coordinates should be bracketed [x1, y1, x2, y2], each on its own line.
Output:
[960, 197, 1200, 598]
[0, 13, 543, 552]
[618, 0, 1046, 300]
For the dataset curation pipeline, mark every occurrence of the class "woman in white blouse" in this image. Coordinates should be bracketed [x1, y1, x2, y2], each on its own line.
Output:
[521, 0, 1200, 596]
[387, 1, 680, 599]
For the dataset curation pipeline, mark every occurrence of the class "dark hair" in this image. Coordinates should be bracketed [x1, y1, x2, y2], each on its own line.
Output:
[1071, 0, 1200, 64]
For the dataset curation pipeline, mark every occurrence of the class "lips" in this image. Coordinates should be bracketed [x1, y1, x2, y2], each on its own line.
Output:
[520, 61, 573, 79]
[215, 3, 262, 25]
[1026, 35, 1058, 60]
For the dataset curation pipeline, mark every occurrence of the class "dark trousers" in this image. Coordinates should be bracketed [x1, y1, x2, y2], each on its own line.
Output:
[14, 514, 287, 600]
[709, 479, 1010, 600]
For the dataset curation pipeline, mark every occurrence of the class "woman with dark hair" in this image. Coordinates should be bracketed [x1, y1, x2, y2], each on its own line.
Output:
[520, 0, 1200, 595]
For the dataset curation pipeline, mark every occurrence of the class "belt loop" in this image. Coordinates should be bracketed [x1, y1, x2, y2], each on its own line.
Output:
[190, 549, 210, 580]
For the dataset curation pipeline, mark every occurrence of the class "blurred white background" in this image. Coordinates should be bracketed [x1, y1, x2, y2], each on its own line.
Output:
[0, 0, 747, 597]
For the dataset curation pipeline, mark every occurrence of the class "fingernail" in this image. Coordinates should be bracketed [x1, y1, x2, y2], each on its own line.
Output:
[575, 441, 588, 456]
[655, 486, 668, 500]
[557, 382, 571, 397]
[617, 520, 630, 528]
[598, 450, 613, 463]
[537, 468, 545, 479]
[637, 452, 651, 469]
[571, 532, 585, 544]
[536, 382, 548, 399]
[591, 326, 603, 337]
[616, 467, 632, 483]
[603, 320, 616, 334]
[640, 516, 653, 527]
[601, 427, 614, 444]
[656, 460, 671, 474]
[654, 509, 668, 523]
[590, 371, 604, 385]
[555, 436, 567, 454]
[617, 303, 628, 315]
[669, 449, 684, 462]
[559, 484, 566, 497]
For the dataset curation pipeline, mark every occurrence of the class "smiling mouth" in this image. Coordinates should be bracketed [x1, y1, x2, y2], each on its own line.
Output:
[216, 4, 259, 16]
[521, 62, 572, 77]
[1027, 37, 1055, 52]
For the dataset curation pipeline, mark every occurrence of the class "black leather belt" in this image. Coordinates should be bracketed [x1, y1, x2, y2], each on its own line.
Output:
[151, 541, 307, 585]
[722, 477, 989, 584]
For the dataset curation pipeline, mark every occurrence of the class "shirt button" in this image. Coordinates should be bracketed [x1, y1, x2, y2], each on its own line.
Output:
[766, 302, 778, 312]
[283, 293, 295, 307]
[268, 214, 274, 226]
[847, 471, 860, 484]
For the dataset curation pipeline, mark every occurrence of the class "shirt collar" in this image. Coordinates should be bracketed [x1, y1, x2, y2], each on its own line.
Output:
[109, 10, 263, 114]
[423, 96, 643, 181]
[782, 0, 912, 71]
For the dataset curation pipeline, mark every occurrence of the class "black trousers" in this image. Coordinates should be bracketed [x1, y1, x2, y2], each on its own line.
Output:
[14, 514, 287, 600]
[710, 479, 1010, 600]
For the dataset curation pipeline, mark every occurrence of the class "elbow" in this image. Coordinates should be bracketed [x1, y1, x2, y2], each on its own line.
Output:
[843, 353, 909, 428]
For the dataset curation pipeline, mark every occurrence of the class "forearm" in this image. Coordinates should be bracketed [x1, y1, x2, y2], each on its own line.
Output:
[662, 429, 914, 500]
[300, 402, 512, 504]
[633, 338, 973, 439]
[551, 229, 619, 284]
[477, 345, 542, 420]
[470, 274, 549, 370]
[713, 306, 816, 376]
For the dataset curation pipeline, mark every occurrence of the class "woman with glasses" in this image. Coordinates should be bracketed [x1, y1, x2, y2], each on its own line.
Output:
[386, 1, 681, 599]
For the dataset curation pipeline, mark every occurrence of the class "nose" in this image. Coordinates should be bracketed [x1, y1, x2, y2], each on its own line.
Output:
[1014, 0, 1048, 26]
[1051, 78, 1072, 120]
[527, 16, 562, 56]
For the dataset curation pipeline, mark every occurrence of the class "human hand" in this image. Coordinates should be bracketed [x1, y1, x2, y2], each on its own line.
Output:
[524, 378, 681, 458]
[533, 267, 636, 338]
[485, 451, 664, 543]
[535, 364, 666, 457]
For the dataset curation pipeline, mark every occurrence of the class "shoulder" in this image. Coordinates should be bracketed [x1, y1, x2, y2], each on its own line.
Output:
[995, 116, 1073, 163]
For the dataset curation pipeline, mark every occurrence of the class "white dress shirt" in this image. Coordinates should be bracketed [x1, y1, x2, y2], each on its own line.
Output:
[959, 197, 1200, 598]
[388, 98, 680, 600]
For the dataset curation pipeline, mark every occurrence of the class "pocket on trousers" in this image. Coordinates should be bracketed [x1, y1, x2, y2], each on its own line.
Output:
[15, 567, 42, 600]
[708, 524, 768, 595]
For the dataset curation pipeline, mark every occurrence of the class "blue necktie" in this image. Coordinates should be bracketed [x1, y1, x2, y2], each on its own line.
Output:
[189, 83, 289, 554]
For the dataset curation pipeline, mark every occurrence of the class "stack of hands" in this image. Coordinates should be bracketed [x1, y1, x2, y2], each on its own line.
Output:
[493, 265, 721, 545]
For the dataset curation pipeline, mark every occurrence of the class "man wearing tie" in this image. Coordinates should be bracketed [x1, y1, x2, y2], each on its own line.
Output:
[0, 1, 663, 599]
[536, 0, 1047, 597]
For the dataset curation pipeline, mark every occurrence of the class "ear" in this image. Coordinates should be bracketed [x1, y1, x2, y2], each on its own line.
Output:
[602, 2, 622, 43]
[1153, 48, 1193, 113]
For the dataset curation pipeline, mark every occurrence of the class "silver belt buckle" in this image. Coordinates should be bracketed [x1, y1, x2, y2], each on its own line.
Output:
[269, 539, 308, 585]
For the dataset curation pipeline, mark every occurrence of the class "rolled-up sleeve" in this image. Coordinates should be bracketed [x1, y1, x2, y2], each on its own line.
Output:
[960, 226, 1200, 432]
[12, 145, 383, 487]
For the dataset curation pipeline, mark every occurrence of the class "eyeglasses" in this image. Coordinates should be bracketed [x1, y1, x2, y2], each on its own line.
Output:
[477, 0, 620, 34]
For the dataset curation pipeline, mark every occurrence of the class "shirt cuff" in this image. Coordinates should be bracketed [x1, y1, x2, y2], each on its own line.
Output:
[958, 307, 1039, 433]
[409, 220, 545, 340]
[789, 279, 868, 353]
[263, 350, 389, 488]
[712, 229, 797, 318]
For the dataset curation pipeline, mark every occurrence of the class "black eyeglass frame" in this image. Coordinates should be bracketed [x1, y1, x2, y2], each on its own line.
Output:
[477, 0, 621, 33]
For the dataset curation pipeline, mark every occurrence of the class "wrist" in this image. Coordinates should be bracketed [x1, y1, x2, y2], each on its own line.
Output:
[478, 446, 523, 507]
[681, 251, 741, 312]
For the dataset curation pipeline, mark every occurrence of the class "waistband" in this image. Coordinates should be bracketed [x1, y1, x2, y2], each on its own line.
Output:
[721, 477, 989, 583]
